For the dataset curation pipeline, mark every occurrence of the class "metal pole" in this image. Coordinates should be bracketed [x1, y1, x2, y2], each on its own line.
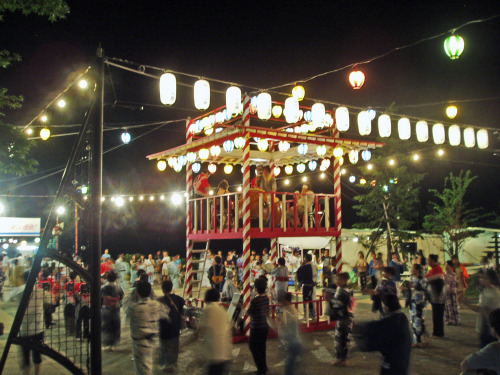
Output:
[75, 203, 79, 255]
[89, 46, 104, 375]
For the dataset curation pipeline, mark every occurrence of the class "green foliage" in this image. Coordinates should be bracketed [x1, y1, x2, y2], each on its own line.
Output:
[423, 170, 483, 259]
[0, 123, 38, 175]
[0, 0, 69, 22]
[352, 139, 424, 253]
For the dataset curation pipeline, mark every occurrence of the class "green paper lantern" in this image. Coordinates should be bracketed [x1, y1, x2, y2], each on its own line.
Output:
[444, 35, 464, 60]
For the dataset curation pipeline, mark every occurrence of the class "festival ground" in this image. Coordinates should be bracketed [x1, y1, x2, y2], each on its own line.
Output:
[0, 287, 480, 375]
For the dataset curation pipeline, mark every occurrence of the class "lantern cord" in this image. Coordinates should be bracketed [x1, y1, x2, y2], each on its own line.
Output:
[371, 95, 500, 110]
[264, 14, 500, 91]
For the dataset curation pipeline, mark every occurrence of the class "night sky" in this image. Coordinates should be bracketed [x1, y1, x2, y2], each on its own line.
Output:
[1, 1, 499, 256]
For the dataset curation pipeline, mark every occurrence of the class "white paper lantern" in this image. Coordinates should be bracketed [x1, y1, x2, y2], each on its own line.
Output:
[361, 150, 371, 161]
[284, 97, 300, 123]
[311, 103, 325, 126]
[278, 141, 290, 153]
[398, 117, 411, 140]
[477, 129, 488, 149]
[178, 155, 187, 166]
[304, 111, 312, 122]
[224, 164, 233, 174]
[285, 165, 293, 175]
[194, 79, 210, 110]
[274, 166, 281, 177]
[316, 145, 327, 157]
[257, 139, 269, 152]
[186, 152, 197, 162]
[226, 86, 242, 116]
[257, 93, 272, 120]
[416, 121, 429, 142]
[296, 163, 306, 173]
[173, 162, 182, 172]
[378, 114, 391, 138]
[223, 140, 234, 153]
[349, 150, 359, 164]
[357, 111, 371, 136]
[210, 145, 221, 157]
[448, 125, 461, 146]
[335, 107, 349, 131]
[159, 73, 176, 105]
[320, 158, 331, 171]
[297, 144, 308, 155]
[234, 137, 245, 149]
[432, 123, 445, 144]
[308, 160, 318, 171]
[207, 163, 217, 174]
[199, 148, 209, 160]
[192, 163, 201, 173]
[463, 127, 475, 148]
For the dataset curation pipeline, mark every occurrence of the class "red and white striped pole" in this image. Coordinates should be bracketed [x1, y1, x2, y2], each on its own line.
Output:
[241, 95, 252, 333]
[185, 118, 194, 297]
[333, 125, 343, 273]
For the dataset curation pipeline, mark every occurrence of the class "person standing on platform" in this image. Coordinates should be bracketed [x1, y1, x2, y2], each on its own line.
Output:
[208, 255, 226, 292]
[248, 278, 270, 375]
[297, 253, 318, 318]
[272, 257, 289, 301]
[426, 254, 446, 338]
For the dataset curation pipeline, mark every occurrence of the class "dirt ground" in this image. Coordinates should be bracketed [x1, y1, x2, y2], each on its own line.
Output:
[0, 285, 482, 375]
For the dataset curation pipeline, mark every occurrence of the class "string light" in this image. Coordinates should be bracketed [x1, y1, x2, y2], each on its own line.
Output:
[40, 114, 48, 123]
[413, 154, 420, 161]
[78, 79, 88, 89]
[57, 99, 66, 108]
[437, 149, 445, 156]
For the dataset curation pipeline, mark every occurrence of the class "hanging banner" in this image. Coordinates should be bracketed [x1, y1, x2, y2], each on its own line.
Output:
[0, 217, 41, 236]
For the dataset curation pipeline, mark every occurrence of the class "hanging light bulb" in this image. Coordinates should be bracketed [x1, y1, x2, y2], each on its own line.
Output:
[297, 144, 308, 155]
[40, 128, 51, 140]
[272, 105, 283, 118]
[257, 93, 272, 120]
[308, 160, 317, 171]
[121, 130, 131, 144]
[57, 99, 66, 108]
[296, 163, 306, 173]
[349, 70, 365, 89]
[333, 147, 344, 159]
[226, 86, 242, 116]
[446, 105, 458, 119]
[160, 73, 176, 105]
[157, 159, 167, 171]
[257, 139, 269, 152]
[194, 79, 210, 110]
[224, 164, 233, 174]
[349, 149, 359, 164]
[234, 137, 245, 149]
[274, 166, 281, 177]
[444, 34, 465, 60]
[292, 85, 305, 101]
[278, 141, 290, 153]
[192, 162, 201, 173]
[335, 107, 349, 131]
[40, 114, 48, 123]
[285, 165, 293, 175]
[361, 150, 371, 161]
[186, 152, 197, 162]
[208, 163, 217, 174]
[199, 148, 209, 160]
[26, 128, 33, 135]
[223, 140, 234, 153]
[316, 145, 327, 157]
[210, 145, 221, 157]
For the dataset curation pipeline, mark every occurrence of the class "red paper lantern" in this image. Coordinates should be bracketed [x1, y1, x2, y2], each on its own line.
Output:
[349, 70, 365, 90]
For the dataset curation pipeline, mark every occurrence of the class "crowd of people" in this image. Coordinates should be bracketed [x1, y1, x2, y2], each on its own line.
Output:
[2, 247, 500, 375]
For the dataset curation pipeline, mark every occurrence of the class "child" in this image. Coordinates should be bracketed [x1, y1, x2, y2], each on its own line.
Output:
[248, 277, 270, 374]
[272, 257, 289, 302]
[279, 292, 303, 375]
[326, 272, 354, 367]
[444, 260, 460, 326]
[406, 263, 428, 347]
[368, 267, 397, 318]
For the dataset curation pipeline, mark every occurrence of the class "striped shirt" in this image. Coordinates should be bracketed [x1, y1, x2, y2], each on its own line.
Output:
[248, 295, 270, 329]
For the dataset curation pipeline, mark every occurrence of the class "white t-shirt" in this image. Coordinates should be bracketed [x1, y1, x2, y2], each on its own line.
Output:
[144, 259, 155, 274]
[162, 256, 171, 271]
[201, 303, 232, 362]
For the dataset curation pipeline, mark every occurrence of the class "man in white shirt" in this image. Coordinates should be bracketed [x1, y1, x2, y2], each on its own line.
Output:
[161, 251, 171, 282]
[144, 254, 155, 285]
[222, 270, 239, 302]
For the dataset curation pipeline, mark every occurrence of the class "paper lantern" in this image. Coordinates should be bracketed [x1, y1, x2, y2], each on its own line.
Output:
[157, 160, 167, 171]
[178, 155, 187, 166]
[284, 97, 300, 123]
[311, 103, 325, 125]
[194, 79, 210, 110]
[208, 163, 217, 174]
[257, 93, 272, 120]
[224, 164, 233, 174]
[308, 160, 318, 171]
[367, 108, 376, 120]
[210, 145, 221, 157]
[361, 150, 371, 161]
[159, 73, 176, 105]
[463, 127, 475, 148]
[39, 128, 51, 140]
[224, 108, 232, 121]
[349, 176, 356, 183]
[278, 141, 290, 153]
[357, 111, 371, 135]
[335, 107, 349, 131]
[296, 163, 306, 173]
[274, 167, 281, 177]
[285, 165, 293, 175]
[272, 105, 283, 118]
[432, 123, 445, 144]
[257, 139, 269, 152]
[120, 130, 131, 144]
[226, 86, 241, 116]
[444, 35, 464, 60]
[316, 145, 327, 157]
[398, 118, 411, 140]
[186, 152, 197, 163]
[378, 114, 391, 138]
[324, 113, 334, 127]
[349, 70, 365, 89]
[416, 121, 429, 142]
[320, 158, 331, 171]
[297, 144, 308, 155]
[304, 111, 312, 122]
[349, 150, 359, 164]
[234, 137, 245, 149]
[173, 162, 182, 172]
[339, 157, 344, 166]
[222, 140, 234, 153]
[168, 157, 176, 168]
[199, 148, 209, 160]
[360, 178, 367, 185]
[446, 105, 458, 119]
[292, 85, 305, 101]
[448, 125, 461, 146]
[477, 129, 488, 149]
[333, 147, 344, 158]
